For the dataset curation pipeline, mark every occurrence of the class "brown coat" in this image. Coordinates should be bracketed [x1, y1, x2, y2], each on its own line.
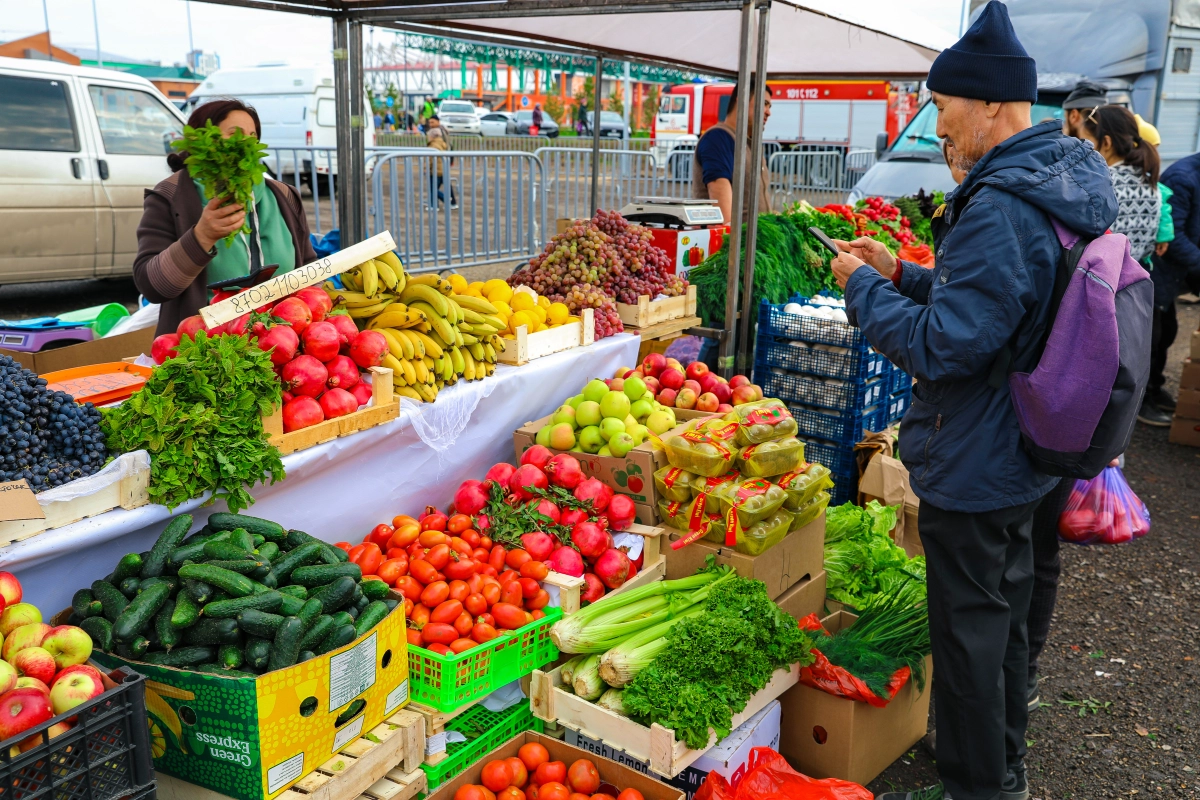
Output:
[134, 170, 317, 336]
[690, 121, 772, 222]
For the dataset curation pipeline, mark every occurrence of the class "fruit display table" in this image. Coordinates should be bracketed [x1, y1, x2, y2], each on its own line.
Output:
[4, 333, 641, 616]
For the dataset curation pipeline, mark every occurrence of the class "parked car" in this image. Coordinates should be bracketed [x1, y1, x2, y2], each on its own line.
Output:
[508, 110, 559, 137]
[480, 111, 515, 137]
[581, 111, 629, 139]
[0, 55, 187, 285]
[437, 100, 482, 135]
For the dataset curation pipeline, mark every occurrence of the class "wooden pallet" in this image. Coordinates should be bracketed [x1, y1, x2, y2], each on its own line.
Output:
[542, 523, 665, 615]
[530, 663, 798, 778]
[0, 455, 150, 546]
[497, 309, 595, 366]
[407, 698, 480, 765]
[263, 367, 401, 456]
[156, 709, 425, 800]
[617, 286, 697, 329]
[633, 315, 702, 343]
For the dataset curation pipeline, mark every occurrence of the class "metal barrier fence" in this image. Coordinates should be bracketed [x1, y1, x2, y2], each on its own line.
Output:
[375, 132, 659, 152]
[767, 149, 873, 209]
[535, 146, 693, 223]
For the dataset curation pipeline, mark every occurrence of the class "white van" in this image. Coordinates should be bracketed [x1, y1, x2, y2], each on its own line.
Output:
[0, 56, 187, 285]
[188, 64, 375, 189]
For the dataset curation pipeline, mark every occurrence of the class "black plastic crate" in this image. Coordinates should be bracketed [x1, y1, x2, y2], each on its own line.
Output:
[0, 668, 155, 800]
[757, 336, 891, 383]
[756, 367, 887, 413]
[789, 403, 890, 446]
[758, 299, 866, 349]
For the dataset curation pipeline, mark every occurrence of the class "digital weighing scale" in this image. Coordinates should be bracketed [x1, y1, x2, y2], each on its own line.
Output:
[618, 197, 725, 227]
[617, 198, 729, 276]
[0, 318, 94, 353]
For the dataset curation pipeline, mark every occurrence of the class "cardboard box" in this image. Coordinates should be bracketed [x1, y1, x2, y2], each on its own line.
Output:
[428, 732, 685, 800]
[778, 611, 932, 786]
[0, 326, 155, 374]
[563, 701, 781, 800]
[858, 453, 921, 555]
[774, 570, 828, 621]
[91, 602, 411, 800]
[1176, 388, 1200, 422]
[664, 512, 825, 600]
[1169, 414, 1200, 447]
[1182, 358, 1200, 392]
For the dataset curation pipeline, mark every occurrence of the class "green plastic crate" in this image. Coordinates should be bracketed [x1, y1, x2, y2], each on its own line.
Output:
[421, 701, 543, 789]
[409, 606, 561, 712]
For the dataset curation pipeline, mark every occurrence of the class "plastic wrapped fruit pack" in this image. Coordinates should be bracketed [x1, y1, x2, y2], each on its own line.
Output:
[789, 489, 831, 531]
[716, 507, 795, 555]
[654, 465, 698, 503]
[711, 477, 788, 529]
[776, 462, 835, 511]
[737, 437, 805, 478]
[687, 469, 742, 500]
[726, 398, 799, 445]
[659, 495, 723, 538]
[663, 418, 740, 477]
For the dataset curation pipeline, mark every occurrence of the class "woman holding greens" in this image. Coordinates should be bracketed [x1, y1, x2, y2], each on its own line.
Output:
[135, 99, 316, 336]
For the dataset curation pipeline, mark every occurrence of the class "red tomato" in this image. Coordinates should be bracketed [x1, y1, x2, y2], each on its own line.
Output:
[427, 643, 452, 655]
[527, 589, 550, 610]
[386, 547, 408, 561]
[477, 612, 495, 626]
[367, 524, 395, 549]
[537, 782, 569, 800]
[464, 592, 488, 616]
[527, 786, 540, 800]
[405, 628, 422, 646]
[569, 795, 591, 800]
[498, 569, 518, 585]
[504, 758, 529, 789]
[449, 537, 473, 557]
[448, 513, 473, 534]
[481, 583, 501, 606]
[392, 514, 418, 529]
[498, 788, 526, 800]
[409, 604, 431, 628]
[407, 541, 427, 560]
[492, 603, 528, 630]
[450, 637, 478, 654]
[531, 609, 546, 620]
[426, 544, 452, 570]
[349, 543, 383, 576]
[430, 600, 463, 624]
[519, 561, 550, 581]
[616, 790, 645, 800]
[488, 545, 508, 571]
[481, 761, 513, 793]
[422, 622, 458, 645]
[461, 530, 482, 548]
[466, 573, 484, 594]
[518, 577, 540, 599]
[448, 580, 470, 602]
[419, 530, 448, 547]
[454, 611, 474, 636]
[395, 576, 424, 603]
[390, 525, 420, 549]
[471, 547, 491, 563]
[505, 549, 532, 570]
[420, 581, 450, 607]
[454, 786, 490, 800]
[534, 763, 567, 787]
[444, 558, 478, 581]
[566, 761, 599, 795]
[403, 598, 414, 617]
[376, 558, 407, 585]
[499, 581, 524, 607]
[479, 535, 494, 550]
[471, 622, 499, 643]
[420, 511, 448, 532]
[333, 541, 352, 553]
[479, 564, 499, 578]
[590, 794, 616, 800]
[410, 559, 439, 585]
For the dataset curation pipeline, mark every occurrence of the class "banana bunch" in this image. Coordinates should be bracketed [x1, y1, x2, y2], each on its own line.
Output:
[325, 259, 505, 403]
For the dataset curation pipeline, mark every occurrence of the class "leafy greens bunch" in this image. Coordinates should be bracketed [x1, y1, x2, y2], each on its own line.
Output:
[824, 500, 926, 609]
[101, 333, 284, 512]
[172, 121, 269, 243]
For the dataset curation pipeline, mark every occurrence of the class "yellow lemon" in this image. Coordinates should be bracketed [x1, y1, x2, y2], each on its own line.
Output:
[510, 291, 535, 312]
[468, 281, 486, 296]
[510, 310, 536, 332]
[492, 300, 512, 318]
[548, 302, 570, 325]
[535, 322, 549, 332]
[448, 273, 468, 293]
[483, 278, 507, 295]
[530, 305, 547, 324]
[537, 295, 551, 309]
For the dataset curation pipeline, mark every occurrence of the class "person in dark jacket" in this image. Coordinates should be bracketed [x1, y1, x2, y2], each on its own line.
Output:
[831, 4, 1118, 799]
[135, 100, 317, 337]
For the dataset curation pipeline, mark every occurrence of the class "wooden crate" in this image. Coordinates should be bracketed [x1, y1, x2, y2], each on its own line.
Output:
[0, 455, 150, 546]
[263, 367, 401, 456]
[633, 315, 702, 343]
[529, 662, 798, 778]
[542, 523, 665, 615]
[497, 309, 595, 367]
[155, 709, 426, 800]
[406, 698, 480, 765]
[617, 286, 697, 330]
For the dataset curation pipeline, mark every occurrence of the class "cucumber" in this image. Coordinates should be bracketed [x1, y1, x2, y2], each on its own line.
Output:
[268, 617, 305, 671]
[334, 698, 366, 727]
[141, 646, 214, 667]
[353, 595, 370, 612]
[182, 617, 240, 646]
[290, 564, 361, 588]
[142, 514, 193, 579]
[245, 637, 271, 672]
[251, 533, 265, 547]
[91, 580, 129, 623]
[350, 584, 364, 604]
[171, 591, 200, 630]
[277, 594, 305, 617]
[250, 580, 277, 595]
[113, 581, 171, 642]
[299, 615, 334, 651]
[344, 606, 358, 620]
[80, 616, 114, 651]
[316, 624, 356, 655]
[287, 530, 348, 562]
[178, 564, 255, 597]
[329, 611, 355, 629]
[202, 559, 267, 575]
[270, 542, 322, 583]
[202, 591, 283, 619]
[219, 644, 244, 670]
[139, 576, 178, 594]
[119, 577, 142, 598]
[113, 553, 144, 582]
[256, 542, 280, 562]
[72, 588, 103, 619]
[354, 601, 390, 637]
[296, 598, 323, 629]
[183, 579, 215, 605]
[230, 529, 255, 553]
[298, 650, 316, 663]
[169, 542, 210, 566]
[154, 603, 180, 651]
[203, 540, 256, 561]
[278, 585, 308, 599]
[255, 570, 278, 589]
[360, 579, 391, 602]
[115, 636, 150, 660]
[209, 513, 286, 542]
[384, 599, 399, 612]
[309, 577, 357, 614]
[237, 609, 285, 638]
[180, 526, 217, 547]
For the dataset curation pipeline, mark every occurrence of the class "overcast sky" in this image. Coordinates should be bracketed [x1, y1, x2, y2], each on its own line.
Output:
[3, 0, 964, 71]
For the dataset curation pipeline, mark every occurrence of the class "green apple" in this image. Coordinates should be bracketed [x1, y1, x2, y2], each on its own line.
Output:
[608, 432, 636, 457]
[628, 424, 648, 446]
[567, 393, 586, 409]
[630, 398, 654, 421]
[576, 400, 602, 427]
[597, 444, 613, 457]
[535, 424, 552, 447]
[599, 417, 626, 442]
[570, 445, 585, 453]
[552, 404, 577, 428]
[578, 425, 604, 453]
[599, 390, 631, 420]
[623, 375, 647, 402]
[646, 410, 675, 435]
[583, 379, 609, 404]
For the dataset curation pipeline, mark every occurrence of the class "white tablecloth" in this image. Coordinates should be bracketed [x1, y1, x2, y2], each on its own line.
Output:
[7, 334, 640, 616]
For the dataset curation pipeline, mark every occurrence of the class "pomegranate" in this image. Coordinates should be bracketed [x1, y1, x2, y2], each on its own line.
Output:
[547, 546, 585, 578]
[546, 453, 584, 490]
[520, 531, 557, 562]
[326, 313, 359, 353]
[349, 330, 388, 369]
[302, 321, 341, 362]
[151, 333, 180, 364]
[529, 498, 561, 525]
[282, 390, 294, 403]
[223, 313, 253, 337]
[581, 573, 605, 604]
[325, 354, 360, 390]
[606, 494, 636, 531]
[295, 286, 333, 322]
[176, 315, 207, 341]
[282, 355, 329, 398]
[273, 297, 312, 334]
[476, 514, 491, 534]
[574, 477, 613, 512]
[570, 521, 611, 560]
[257, 324, 299, 366]
[560, 508, 589, 528]
[349, 382, 373, 407]
[484, 462, 516, 487]
[508, 464, 549, 502]
[282, 396, 323, 432]
[520, 445, 554, 471]
[319, 388, 358, 419]
[594, 548, 632, 589]
[454, 480, 489, 516]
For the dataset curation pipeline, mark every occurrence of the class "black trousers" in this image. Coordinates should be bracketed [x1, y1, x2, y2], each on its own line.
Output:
[920, 498, 1039, 800]
[1149, 301, 1178, 392]
[1027, 477, 1073, 675]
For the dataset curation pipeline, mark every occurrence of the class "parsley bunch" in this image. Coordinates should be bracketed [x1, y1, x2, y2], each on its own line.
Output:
[101, 333, 284, 512]
[172, 121, 269, 243]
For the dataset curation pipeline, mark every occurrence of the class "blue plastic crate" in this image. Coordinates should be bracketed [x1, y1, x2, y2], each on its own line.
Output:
[757, 336, 891, 382]
[756, 366, 887, 413]
[758, 299, 867, 349]
[828, 470, 856, 506]
[788, 402, 890, 446]
[801, 438, 858, 478]
[888, 368, 914, 397]
[886, 388, 912, 424]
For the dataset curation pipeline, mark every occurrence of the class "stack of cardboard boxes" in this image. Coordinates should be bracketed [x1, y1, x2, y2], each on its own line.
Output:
[1169, 328, 1200, 447]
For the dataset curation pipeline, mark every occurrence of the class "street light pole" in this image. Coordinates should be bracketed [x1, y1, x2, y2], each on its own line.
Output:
[42, 0, 51, 49]
[91, 0, 103, 67]
[186, 1, 195, 61]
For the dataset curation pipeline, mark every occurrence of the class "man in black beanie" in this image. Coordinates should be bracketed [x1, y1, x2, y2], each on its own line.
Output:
[828, 3, 1119, 799]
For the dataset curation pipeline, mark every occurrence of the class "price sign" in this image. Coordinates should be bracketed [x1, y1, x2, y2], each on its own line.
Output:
[199, 231, 397, 328]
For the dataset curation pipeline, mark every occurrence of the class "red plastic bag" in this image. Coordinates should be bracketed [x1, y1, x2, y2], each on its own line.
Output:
[1058, 465, 1150, 545]
[695, 747, 872, 800]
[897, 243, 935, 268]
[795, 614, 911, 707]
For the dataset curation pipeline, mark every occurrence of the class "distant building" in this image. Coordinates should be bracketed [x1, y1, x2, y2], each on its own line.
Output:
[188, 50, 220, 77]
[0, 32, 78, 64]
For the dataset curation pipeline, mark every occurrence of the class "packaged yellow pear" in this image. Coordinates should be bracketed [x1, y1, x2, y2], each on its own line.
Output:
[688, 468, 741, 500]
[658, 495, 722, 538]
[776, 463, 835, 511]
[736, 437, 805, 478]
[726, 398, 798, 445]
[653, 465, 697, 503]
[662, 419, 739, 477]
[790, 490, 831, 531]
[709, 477, 788, 529]
[727, 507, 795, 556]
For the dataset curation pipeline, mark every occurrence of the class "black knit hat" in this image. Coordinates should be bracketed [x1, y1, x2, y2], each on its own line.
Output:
[926, 1, 1037, 103]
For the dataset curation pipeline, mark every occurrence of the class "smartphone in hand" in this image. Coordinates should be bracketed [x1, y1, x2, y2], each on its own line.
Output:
[808, 226, 842, 256]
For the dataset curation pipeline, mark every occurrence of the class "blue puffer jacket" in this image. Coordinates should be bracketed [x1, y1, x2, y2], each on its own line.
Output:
[845, 121, 1118, 512]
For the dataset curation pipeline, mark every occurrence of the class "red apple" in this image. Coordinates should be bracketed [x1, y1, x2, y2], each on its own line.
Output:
[731, 385, 759, 405]
[641, 352, 666, 377]
[12, 648, 56, 685]
[664, 357, 684, 373]
[40, 626, 92, 670]
[0, 687, 53, 741]
[657, 388, 678, 407]
[0, 661, 16, 696]
[714, 374, 729, 384]
[729, 374, 751, 389]
[712, 382, 733, 404]
[609, 377, 625, 393]
[659, 368, 684, 391]
[15, 678, 49, 696]
[614, 366, 631, 379]
[682, 379, 702, 396]
[0, 574, 20, 606]
[747, 383, 764, 401]
[629, 368, 645, 379]
[695, 392, 719, 412]
[52, 665, 104, 688]
[717, 403, 734, 413]
[0, 604, 41, 637]
[642, 376, 661, 397]
[698, 372, 719, 395]
[685, 361, 710, 382]
[49, 670, 104, 716]
[18, 720, 72, 753]
[675, 388, 698, 410]
[2, 622, 50, 662]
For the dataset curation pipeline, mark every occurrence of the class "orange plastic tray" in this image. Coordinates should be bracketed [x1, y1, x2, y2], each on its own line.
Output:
[42, 362, 152, 406]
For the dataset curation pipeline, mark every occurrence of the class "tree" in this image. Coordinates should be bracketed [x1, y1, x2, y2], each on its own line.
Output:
[607, 87, 623, 117]
[544, 95, 566, 124]
[641, 85, 660, 132]
[573, 76, 594, 106]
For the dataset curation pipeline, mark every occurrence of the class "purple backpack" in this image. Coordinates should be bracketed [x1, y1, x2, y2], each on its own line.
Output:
[991, 221, 1153, 479]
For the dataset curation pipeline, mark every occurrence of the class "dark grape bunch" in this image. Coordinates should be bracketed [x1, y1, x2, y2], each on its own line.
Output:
[509, 210, 687, 339]
[0, 355, 108, 492]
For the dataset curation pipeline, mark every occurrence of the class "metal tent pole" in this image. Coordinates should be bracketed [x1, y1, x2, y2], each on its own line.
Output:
[719, 0, 754, 377]
[334, 16, 366, 245]
[590, 54, 604, 216]
[737, 0, 770, 374]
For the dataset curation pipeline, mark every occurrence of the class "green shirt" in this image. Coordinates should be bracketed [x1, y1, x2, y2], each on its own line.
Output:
[197, 178, 296, 295]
